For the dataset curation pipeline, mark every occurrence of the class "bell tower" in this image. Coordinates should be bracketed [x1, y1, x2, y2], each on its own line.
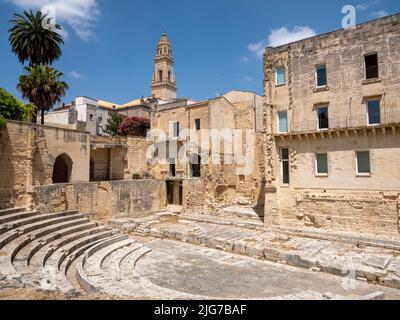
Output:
[151, 32, 177, 101]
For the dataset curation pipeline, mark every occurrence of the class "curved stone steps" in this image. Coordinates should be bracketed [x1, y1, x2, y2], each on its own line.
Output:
[48, 237, 120, 293]
[102, 242, 144, 273]
[44, 230, 116, 272]
[0, 211, 38, 225]
[0, 207, 26, 217]
[0, 211, 80, 245]
[0, 213, 87, 256]
[76, 236, 132, 293]
[119, 246, 153, 272]
[11, 218, 92, 262]
[29, 226, 110, 271]
[94, 243, 151, 297]
[0, 212, 86, 276]
[85, 238, 133, 273]
[13, 220, 97, 274]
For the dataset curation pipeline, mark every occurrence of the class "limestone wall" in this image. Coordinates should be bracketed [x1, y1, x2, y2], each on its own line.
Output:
[265, 125, 400, 235]
[265, 188, 400, 235]
[125, 137, 151, 179]
[32, 180, 167, 220]
[0, 121, 91, 209]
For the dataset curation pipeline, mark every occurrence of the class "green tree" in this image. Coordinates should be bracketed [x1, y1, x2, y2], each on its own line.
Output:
[0, 115, 6, 130]
[9, 10, 64, 66]
[0, 88, 34, 129]
[17, 65, 69, 125]
[105, 111, 124, 136]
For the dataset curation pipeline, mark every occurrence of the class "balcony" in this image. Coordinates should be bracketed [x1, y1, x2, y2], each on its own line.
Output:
[274, 111, 400, 138]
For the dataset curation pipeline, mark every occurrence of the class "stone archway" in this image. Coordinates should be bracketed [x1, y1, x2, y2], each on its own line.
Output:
[52, 153, 73, 184]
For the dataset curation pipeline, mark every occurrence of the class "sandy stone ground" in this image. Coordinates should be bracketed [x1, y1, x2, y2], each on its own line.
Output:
[0, 278, 120, 300]
[135, 239, 400, 300]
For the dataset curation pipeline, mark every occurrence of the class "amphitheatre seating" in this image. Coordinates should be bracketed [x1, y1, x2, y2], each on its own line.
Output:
[0, 207, 144, 295]
[0, 207, 27, 217]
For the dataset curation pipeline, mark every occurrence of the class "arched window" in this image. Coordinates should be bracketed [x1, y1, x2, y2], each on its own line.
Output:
[52, 153, 73, 184]
[190, 154, 201, 178]
[168, 70, 171, 82]
[158, 70, 163, 82]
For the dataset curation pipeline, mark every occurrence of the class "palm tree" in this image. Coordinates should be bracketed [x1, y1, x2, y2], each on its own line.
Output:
[9, 10, 64, 66]
[18, 65, 69, 124]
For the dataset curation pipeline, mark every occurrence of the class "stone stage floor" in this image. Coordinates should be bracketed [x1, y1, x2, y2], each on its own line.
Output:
[135, 239, 400, 300]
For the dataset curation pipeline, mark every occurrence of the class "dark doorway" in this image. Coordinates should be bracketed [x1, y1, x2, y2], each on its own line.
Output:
[52, 153, 73, 184]
[190, 154, 201, 178]
[89, 160, 95, 182]
[178, 182, 183, 206]
[167, 181, 174, 205]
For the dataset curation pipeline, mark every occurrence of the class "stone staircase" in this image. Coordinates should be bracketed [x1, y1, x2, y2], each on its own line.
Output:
[0, 207, 152, 296]
[221, 206, 265, 223]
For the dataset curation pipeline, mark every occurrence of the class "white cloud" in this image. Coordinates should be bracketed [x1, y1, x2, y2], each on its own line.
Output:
[371, 10, 389, 18]
[7, 0, 100, 41]
[248, 26, 316, 58]
[243, 76, 254, 83]
[356, 1, 382, 11]
[68, 70, 84, 79]
[267, 26, 316, 47]
[356, 4, 369, 10]
[241, 56, 250, 63]
[247, 42, 265, 58]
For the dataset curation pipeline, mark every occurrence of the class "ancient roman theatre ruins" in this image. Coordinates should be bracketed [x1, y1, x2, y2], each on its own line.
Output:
[1, 15, 400, 300]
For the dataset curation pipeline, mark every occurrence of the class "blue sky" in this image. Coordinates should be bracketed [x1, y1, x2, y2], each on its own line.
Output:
[1, 0, 399, 104]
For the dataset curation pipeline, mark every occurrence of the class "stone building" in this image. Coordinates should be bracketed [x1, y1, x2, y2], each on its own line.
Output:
[39, 96, 152, 136]
[149, 91, 264, 210]
[262, 13, 400, 235]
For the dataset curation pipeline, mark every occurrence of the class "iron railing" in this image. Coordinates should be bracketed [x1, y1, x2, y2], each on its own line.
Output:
[366, 65, 379, 80]
[275, 111, 400, 135]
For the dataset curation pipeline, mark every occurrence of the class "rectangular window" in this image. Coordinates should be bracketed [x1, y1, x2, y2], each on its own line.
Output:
[316, 153, 328, 176]
[276, 66, 286, 85]
[316, 64, 327, 87]
[195, 119, 201, 131]
[172, 122, 180, 137]
[281, 148, 290, 184]
[365, 54, 379, 79]
[169, 159, 176, 177]
[357, 151, 371, 175]
[367, 100, 381, 125]
[278, 111, 288, 133]
[318, 106, 329, 130]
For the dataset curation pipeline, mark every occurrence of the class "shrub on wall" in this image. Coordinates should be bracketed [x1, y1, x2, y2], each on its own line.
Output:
[118, 116, 150, 137]
[143, 172, 153, 179]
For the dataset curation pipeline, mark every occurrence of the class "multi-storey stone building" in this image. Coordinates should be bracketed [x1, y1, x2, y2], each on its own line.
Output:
[263, 13, 400, 235]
